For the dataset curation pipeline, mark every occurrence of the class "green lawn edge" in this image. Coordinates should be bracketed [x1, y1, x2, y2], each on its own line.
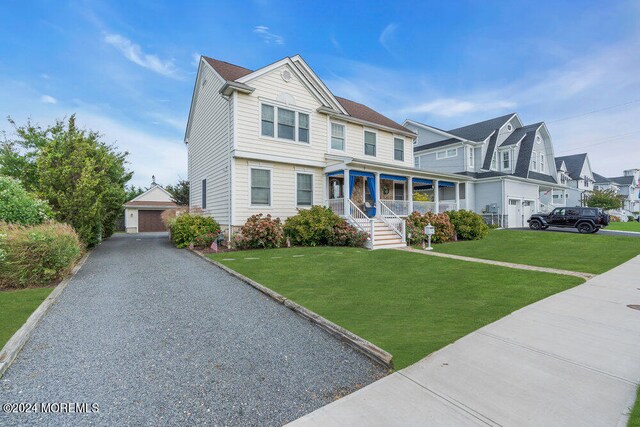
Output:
[607, 222, 640, 232]
[0, 287, 53, 348]
[629, 386, 640, 427]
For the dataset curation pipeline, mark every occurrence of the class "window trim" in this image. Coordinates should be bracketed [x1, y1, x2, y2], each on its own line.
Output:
[328, 120, 346, 152]
[393, 137, 404, 162]
[539, 153, 545, 172]
[363, 129, 377, 157]
[259, 100, 312, 146]
[201, 178, 207, 209]
[436, 147, 458, 160]
[295, 172, 314, 207]
[249, 167, 273, 208]
[467, 146, 475, 169]
[491, 151, 497, 170]
[501, 150, 511, 171]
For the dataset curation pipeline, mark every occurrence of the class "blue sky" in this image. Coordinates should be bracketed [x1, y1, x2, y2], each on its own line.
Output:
[1, 0, 639, 187]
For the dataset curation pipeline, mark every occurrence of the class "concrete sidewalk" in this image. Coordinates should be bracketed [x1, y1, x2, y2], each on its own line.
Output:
[289, 256, 640, 427]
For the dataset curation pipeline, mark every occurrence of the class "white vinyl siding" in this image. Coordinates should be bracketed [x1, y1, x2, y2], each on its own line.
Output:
[364, 130, 376, 156]
[394, 138, 404, 161]
[330, 122, 345, 151]
[296, 173, 313, 206]
[250, 168, 271, 206]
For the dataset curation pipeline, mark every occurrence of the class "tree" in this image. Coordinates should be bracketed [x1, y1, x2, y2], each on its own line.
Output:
[0, 175, 52, 225]
[165, 179, 189, 206]
[0, 115, 132, 246]
[584, 189, 622, 210]
[125, 185, 146, 201]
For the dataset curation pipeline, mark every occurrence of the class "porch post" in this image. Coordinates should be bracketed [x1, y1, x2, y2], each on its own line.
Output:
[323, 173, 329, 207]
[374, 172, 381, 215]
[343, 169, 350, 216]
[434, 179, 440, 213]
[407, 176, 414, 214]
[455, 182, 460, 211]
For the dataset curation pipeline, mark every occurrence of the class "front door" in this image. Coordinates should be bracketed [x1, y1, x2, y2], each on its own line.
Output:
[507, 199, 521, 228]
[522, 200, 535, 223]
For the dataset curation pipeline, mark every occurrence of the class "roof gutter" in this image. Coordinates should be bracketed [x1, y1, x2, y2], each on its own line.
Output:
[220, 81, 255, 96]
[317, 106, 416, 138]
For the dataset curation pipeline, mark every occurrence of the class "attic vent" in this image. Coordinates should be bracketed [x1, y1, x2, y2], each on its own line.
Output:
[506, 124, 513, 131]
[201, 78, 207, 87]
[281, 70, 292, 82]
[536, 136, 541, 143]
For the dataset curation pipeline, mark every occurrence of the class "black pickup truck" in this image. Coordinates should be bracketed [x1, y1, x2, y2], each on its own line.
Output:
[527, 207, 609, 233]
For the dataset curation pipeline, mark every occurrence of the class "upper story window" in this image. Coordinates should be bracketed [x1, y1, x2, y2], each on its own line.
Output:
[539, 153, 545, 172]
[436, 148, 457, 160]
[415, 156, 420, 168]
[502, 151, 510, 170]
[261, 103, 310, 144]
[531, 151, 537, 171]
[491, 151, 497, 170]
[467, 147, 475, 168]
[394, 138, 404, 161]
[330, 123, 345, 151]
[364, 131, 376, 156]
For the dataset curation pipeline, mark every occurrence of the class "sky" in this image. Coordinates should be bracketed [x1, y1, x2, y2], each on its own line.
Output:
[1, 0, 639, 187]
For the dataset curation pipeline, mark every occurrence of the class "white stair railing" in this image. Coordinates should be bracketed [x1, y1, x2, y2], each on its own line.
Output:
[348, 199, 374, 247]
[378, 200, 406, 242]
[326, 198, 344, 216]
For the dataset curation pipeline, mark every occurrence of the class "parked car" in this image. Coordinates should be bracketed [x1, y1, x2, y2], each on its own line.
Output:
[527, 207, 609, 233]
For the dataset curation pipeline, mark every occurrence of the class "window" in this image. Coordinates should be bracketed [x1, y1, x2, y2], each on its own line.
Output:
[394, 183, 405, 201]
[364, 131, 376, 156]
[251, 169, 271, 206]
[201, 179, 207, 209]
[414, 156, 420, 168]
[394, 138, 404, 161]
[261, 105, 274, 137]
[277, 108, 295, 140]
[298, 113, 309, 143]
[539, 153, 545, 172]
[261, 103, 309, 143]
[330, 123, 345, 151]
[491, 152, 497, 170]
[502, 151, 510, 170]
[446, 148, 457, 157]
[468, 147, 475, 168]
[531, 151, 537, 171]
[436, 148, 458, 160]
[296, 173, 313, 206]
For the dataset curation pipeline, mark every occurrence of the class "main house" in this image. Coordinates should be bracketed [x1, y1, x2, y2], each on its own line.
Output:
[405, 114, 570, 228]
[185, 55, 468, 248]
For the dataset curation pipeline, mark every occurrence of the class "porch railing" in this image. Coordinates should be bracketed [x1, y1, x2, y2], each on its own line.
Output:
[413, 201, 436, 214]
[327, 198, 344, 216]
[439, 201, 458, 212]
[348, 199, 374, 248]
[378, 200, 406, 242]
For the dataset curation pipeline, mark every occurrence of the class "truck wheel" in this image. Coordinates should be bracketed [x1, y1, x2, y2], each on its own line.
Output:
[529, 220, 542, 230]
[577, 223, 593, 234]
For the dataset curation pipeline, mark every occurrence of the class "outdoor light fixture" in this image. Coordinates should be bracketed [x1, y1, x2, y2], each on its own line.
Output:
[424, 223, 435, 251]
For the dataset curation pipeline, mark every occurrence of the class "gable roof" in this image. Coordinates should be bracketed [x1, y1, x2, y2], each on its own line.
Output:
[609, 175, 635, 186]
[124, 185, 178, 208]
[202, 55, 411, 134]
[508, 122, 553, 181]
[555, 159, 565, 170]
[447, 113, 516, 141]
[500, 127, 527, 147]
[555, 153, 587, 180]
[593, 172, 615, 184]
[414, 137, 462, 153]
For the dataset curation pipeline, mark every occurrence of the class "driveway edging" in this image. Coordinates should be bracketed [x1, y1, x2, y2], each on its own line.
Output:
[188, 249, 394, 369]
[0, 252, 91, 378]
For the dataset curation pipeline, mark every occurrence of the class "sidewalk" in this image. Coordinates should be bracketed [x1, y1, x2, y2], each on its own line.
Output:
[288, 255, 640, 426]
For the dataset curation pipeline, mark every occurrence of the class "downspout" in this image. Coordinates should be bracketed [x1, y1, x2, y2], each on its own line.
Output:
[225, 94, 232, 243]
[501, 177, 506, 228]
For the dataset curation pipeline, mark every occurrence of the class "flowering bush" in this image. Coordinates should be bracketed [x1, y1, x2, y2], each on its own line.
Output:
[446, 209, 489, 240]
[405, 211, 455, 244]
[609, 215, 620, 222]
[0, 221, 82, 289]
[0, 176, 52, 225]
[327, 220, 369, 247]
[169, 213, 221, 248]
[232, 214, 284, 249]
[284, 206, 342, 246]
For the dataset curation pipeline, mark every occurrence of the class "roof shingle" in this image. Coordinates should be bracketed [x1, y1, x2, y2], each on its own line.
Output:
[447, 113, 515, 141]
[555, 153, 587, 180]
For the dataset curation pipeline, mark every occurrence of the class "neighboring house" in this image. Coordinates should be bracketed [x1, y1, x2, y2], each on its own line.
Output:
[593, 172, 620, 193]
[185, 54, 468, 249]
[405, 113, 567, 228]
[554, 153, 594, 207]
[607, 169, 640, 212]
[124, 185, 177, 233]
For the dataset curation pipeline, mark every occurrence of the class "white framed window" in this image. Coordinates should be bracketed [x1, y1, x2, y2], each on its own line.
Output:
[467, 147, 475, 168]
[531, 151, 537, 171]
[446, 148, 457, 157]
[330, 122, 345, 151]
[394, 182, 405, 201]
[296, 173, 313, 206]
[539, 153, 545, 172]
[414, 156, 420, 167]
[436, 148, 458, 160]
[502, 151, 510, 170]
[250, 168, 271, 206]
[260, 102, 310, 144]
[491, 151, 497, 170]
[364, 130, 376, 156]
[394, 137, 404, 161]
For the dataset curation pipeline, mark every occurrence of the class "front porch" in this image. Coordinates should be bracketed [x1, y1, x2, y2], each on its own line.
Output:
[539, 186, 567, 213]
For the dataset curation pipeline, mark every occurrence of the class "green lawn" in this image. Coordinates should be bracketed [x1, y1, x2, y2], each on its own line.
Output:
[0, 287, 53, 348]
[630, 387, 640, 427]
[607, 222, 640, 232]
[209, 247, 582, 369]
[435, 229, 640, 274]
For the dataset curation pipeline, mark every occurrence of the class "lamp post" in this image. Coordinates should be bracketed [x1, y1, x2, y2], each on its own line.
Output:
[424, 223, 435, 251]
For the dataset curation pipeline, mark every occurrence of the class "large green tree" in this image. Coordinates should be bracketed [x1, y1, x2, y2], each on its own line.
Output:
[165, 178, 189, 206]
[584, 189, 623, 210]
[1, 115, 132, 246]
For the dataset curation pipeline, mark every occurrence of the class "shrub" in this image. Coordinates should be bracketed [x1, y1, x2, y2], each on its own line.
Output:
[412, 192, 430, 202]
[627, 215, 635, 222]
[327, 220, 369, 247]
[405, 211, 455, 245]
[446, 209, 489, 240]
[0, 222, 82, 289]
[610, 215, 621, 222]
[0, 176, 51, 225]
[284, 206, 342, 246]
[232, 214, 284, 249]
[169, 213, 221, 248]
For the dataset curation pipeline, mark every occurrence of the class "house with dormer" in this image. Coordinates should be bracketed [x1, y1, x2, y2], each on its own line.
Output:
[554, 153, 594, 206]
[185, 55, 468, 248]
[607, 169, 640, 212]
[405, 114, 568, 228]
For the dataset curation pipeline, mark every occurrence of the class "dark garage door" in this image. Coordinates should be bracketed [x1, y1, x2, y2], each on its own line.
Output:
[138, 210, 166, 232]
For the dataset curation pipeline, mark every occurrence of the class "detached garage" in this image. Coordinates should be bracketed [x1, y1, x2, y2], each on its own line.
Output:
[124, 185, 178, 233]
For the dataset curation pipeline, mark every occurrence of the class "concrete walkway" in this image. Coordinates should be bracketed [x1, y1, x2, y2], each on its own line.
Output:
[400, 247, 595, 280]
[289, 255, 640, 426]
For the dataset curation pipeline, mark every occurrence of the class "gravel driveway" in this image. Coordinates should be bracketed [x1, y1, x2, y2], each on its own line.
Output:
[0, 233, 385, 426]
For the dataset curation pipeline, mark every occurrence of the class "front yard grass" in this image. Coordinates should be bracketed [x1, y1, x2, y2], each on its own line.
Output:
[0, 287, 53, 348]
[209, 247, 582, 369]
[606, 222, 640, 232]
[435, 229, 640, 274]
[630, 387, 640, 426]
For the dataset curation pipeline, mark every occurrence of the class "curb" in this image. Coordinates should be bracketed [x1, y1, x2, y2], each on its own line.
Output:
[0, 252, 91, 378]
[602, 229, 640, 235]
[188, 249, 394, 369]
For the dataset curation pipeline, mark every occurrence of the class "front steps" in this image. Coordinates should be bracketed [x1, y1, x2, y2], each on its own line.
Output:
[371, 219, 405, 250]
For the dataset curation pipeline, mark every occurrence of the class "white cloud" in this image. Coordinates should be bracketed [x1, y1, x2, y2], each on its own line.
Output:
[104, 33, 181, 79]
[379, 23, 398, 54]
[40, 95, 57, 104]
[401, 98, 516, 117]
[253, 26, 284, 45]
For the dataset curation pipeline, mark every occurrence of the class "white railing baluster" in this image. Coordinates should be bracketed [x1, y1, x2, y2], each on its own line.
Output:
[378, 200, 406, 242]
[347, 199, 374, 248]
[326, 198, 345, 216]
